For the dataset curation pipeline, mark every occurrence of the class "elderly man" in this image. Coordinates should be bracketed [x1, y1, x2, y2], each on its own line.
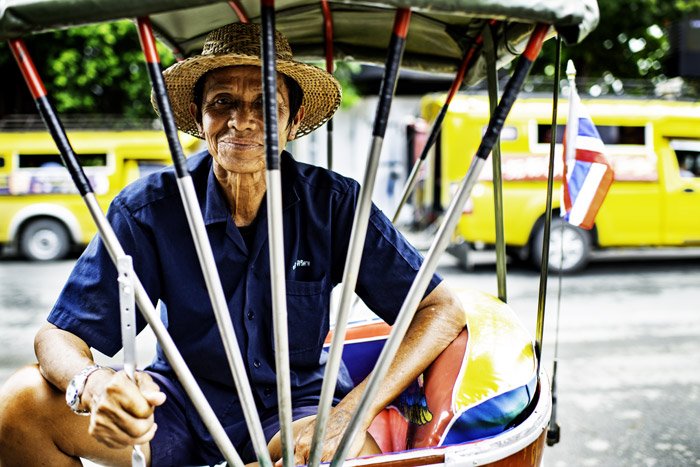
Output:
[0, 23, 464, 466]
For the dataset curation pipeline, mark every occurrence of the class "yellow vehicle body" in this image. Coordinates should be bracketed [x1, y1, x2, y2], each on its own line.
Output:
[0, 129, 201, 260]
[420, 94, 700, 271]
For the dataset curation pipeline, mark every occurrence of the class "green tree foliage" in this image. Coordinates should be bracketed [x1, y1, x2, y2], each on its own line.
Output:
[0, 20, 175, 120]
[531, 0, 700, 96]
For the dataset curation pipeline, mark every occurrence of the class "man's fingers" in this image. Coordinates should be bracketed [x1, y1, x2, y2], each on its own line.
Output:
[135, 371, 160, 393]
[87, 371, 162, 448]
[95, 399, 155, 437]
[132, 423, 158, 445]
[135, 372, 166, 406]
[142, 390, 166, 406]
[107, 371, 160, 418]
[89, 411, 158, 448]
[293, 441, 310, 466]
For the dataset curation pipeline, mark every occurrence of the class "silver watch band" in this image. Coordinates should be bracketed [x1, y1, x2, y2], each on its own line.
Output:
[65, 364, 103, 415]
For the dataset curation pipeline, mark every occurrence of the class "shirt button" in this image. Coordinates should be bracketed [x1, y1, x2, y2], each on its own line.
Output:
[264, 386, 272, 397]
[253, 359, 261, 369]
[247, 310, 255, 320]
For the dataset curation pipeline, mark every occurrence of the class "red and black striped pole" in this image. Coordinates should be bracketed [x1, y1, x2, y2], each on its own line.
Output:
[476, 24, 548, 161]
[331, 23, 550, 467]
[259, 1, 295, 465]
[9, 40, 92, 196]
[391, 26, 486, 224]
[311, 8, 412, 467]
[8, 36, 244, 467]
[320, 0, 334, 169]
[228, 0, 250, 23]
[135, 17, 272, 467]
[136, 18, 188, 178]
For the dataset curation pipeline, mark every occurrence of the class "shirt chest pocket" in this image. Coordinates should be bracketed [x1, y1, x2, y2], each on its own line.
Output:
[282, 276, 331, 368]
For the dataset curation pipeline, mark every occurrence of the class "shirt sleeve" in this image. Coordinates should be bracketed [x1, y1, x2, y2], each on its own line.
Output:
[47, 197, 160, 357]
[332, 181, 442, 325]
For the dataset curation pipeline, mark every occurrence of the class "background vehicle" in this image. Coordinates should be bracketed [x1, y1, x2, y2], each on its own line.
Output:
[420, 94, 700, 272]
[0, 118, 201, 260]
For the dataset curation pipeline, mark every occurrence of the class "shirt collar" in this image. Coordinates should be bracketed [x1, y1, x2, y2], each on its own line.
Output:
[202, 150, 300, 225]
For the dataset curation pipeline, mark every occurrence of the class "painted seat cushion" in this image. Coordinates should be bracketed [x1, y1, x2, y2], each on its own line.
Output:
[334, 289, 537, 452]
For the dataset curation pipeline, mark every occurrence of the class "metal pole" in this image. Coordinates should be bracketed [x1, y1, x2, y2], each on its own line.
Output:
[534, 36, 563, 370]
[308, 8, 412, 467]
[117, 256, 147, 467]
[228, 0, 250, 22]
[391, 28, 485, 224]
[8, 38, 244, 467]
[136, 18, 272, 466]
[547, 40, 566, 447]
[483, 22, 507, 303]
[321, 0, 334, 170]
[332, 24, 550, 466]
[260, 2, 294, 465]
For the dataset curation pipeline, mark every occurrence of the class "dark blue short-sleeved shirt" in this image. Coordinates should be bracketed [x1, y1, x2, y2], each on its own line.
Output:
[48, 150, 441, 419]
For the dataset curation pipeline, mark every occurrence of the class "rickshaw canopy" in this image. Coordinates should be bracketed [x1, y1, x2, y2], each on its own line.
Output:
[0, 0, 598, 84]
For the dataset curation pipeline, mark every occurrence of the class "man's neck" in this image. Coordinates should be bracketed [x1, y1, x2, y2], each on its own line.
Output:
[213, 164, 267, 227]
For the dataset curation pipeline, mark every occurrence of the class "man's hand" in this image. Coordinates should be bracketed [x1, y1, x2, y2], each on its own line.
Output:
[290, 405, 369, 466]
[84, 370, 166, 449]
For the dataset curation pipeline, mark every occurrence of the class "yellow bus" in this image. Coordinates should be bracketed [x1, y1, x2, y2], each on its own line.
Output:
[419, 94, 700, 272]
[0, 123, 201, 260]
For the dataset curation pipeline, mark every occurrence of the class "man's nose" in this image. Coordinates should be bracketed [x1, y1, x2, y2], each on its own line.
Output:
[228, 104, 259, 131]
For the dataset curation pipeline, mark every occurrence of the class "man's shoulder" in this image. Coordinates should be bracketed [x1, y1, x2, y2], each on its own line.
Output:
[285, 152, 357, 197]
[115, 150, 211, 212]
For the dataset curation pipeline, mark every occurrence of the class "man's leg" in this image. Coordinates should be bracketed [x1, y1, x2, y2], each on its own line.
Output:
[0, 365, 148, 467]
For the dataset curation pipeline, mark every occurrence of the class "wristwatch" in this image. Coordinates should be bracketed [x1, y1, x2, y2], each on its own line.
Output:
[65, 364, 103, 415]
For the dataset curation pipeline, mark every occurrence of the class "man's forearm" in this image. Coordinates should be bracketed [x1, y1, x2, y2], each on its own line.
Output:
[34, 322, 97, 392]
[343, 281, 465, 424]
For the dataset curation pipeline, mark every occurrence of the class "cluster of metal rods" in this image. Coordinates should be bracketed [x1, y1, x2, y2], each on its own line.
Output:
[8, 1, 550, 464]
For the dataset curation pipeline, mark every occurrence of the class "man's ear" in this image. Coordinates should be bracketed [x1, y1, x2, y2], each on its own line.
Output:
[287, 105, 305, 141]
[189, 102, 203, 136]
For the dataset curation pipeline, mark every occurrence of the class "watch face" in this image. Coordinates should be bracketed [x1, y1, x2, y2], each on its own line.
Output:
[66, 378, 80, 409]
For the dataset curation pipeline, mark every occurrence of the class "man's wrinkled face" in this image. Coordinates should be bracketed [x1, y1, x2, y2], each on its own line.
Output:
[191, 65, 303, 174]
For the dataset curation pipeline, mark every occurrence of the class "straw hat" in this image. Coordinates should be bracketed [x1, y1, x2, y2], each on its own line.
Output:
[157, 23, 341, 138]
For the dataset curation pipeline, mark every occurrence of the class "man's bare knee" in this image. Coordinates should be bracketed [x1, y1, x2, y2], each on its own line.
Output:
[0, 364, 83, 464]
[0, 365, 51, 436]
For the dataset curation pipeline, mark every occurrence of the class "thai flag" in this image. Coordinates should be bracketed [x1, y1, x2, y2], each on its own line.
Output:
[561, 89, 614, 230]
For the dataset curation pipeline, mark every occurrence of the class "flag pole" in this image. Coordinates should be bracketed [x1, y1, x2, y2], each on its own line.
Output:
[563, 59, 579, 212]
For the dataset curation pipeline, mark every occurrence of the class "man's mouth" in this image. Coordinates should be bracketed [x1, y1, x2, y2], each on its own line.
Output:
[219, 139, 262, 150]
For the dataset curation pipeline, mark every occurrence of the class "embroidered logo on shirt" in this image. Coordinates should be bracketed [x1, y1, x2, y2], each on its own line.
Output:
[292, 259, 311, 270]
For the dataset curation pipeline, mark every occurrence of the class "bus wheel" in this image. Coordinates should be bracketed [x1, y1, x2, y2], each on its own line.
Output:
[531, 218, 591, 273]
[19, 219, 71, 261]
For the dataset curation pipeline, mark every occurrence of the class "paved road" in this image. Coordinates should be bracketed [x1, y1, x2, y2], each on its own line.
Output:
[438, 255, 700, 467]
[1, 253, 699, 466]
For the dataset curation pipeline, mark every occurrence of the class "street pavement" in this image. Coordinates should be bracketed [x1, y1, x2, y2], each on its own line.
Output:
[1, 249, 699, 466]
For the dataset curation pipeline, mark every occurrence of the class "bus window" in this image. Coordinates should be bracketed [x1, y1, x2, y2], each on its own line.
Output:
[675, 151, 700, 178]
[18, 153, 107, 168]
[537, 124, 645, 145]
[671, 140, 700, 178]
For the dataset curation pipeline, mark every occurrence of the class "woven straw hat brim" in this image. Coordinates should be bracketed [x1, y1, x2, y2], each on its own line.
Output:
[159, 54, 341, 139]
